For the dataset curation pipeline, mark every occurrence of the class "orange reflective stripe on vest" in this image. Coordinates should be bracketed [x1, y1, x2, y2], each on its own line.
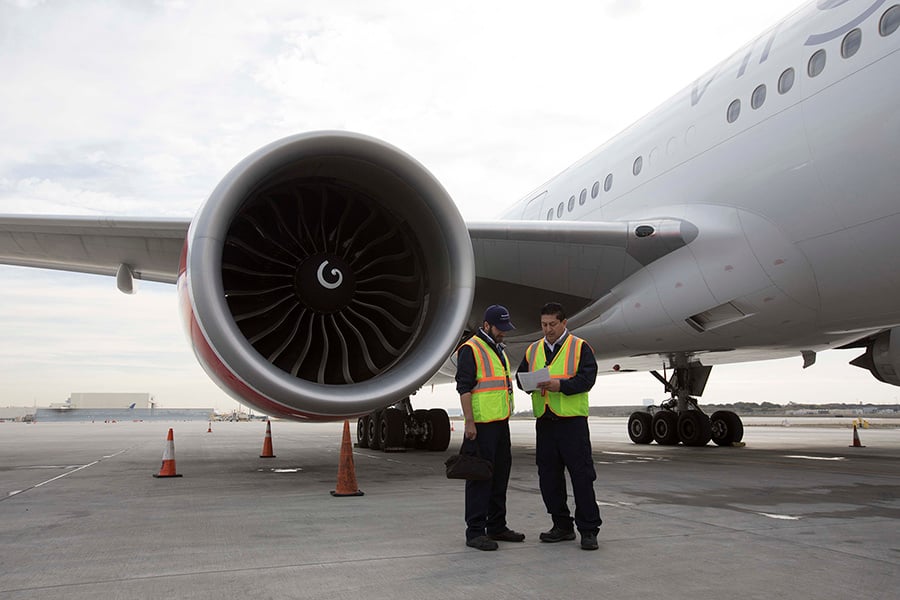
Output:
[463, 335, 513, 422]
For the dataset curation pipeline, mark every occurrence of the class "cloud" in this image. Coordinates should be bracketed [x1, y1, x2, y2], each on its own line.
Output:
[604, 0, 641, 18]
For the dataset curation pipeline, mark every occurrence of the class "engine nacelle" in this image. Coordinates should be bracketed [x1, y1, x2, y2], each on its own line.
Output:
[850, 327, 900, 387]
[179, 132, 474, 419]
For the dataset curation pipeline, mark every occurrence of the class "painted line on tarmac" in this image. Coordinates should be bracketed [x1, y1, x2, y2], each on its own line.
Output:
[757, 512, 802, 520]
[3, 449, 128, 501]
[784, 455, 846, 461]
[353, 451, 406, 464]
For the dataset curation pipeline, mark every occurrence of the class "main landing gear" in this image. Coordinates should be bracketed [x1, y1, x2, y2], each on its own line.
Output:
[627, 359, 744, 447]
[356, 397, 452, 452]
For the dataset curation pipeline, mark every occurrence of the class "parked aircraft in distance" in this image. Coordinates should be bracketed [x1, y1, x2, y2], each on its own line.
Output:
[1, 0, 899, 450]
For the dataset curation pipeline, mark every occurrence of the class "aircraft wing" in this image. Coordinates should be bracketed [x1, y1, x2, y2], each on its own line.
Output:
[0, 214, 189, 286]
[0, 212, 697, 315]
[466, 218, 698, 336]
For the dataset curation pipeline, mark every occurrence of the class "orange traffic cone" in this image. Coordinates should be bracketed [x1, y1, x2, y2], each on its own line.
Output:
[260, 420, 276, 458]
[331, 420, 364, 497]
[153, 428, 183, 478]
[849, 424, 865, 447]
[207, 422, 212, 433]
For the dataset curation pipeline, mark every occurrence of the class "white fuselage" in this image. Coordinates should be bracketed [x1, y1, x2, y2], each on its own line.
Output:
[500, 0, 900, 370]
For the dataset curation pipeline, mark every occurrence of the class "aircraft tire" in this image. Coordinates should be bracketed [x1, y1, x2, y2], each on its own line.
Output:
[357, 415, 370, 448]
[367, 411, 382, 450]
[678, 411, 712, 446]
[627, 411, 653, 444]
[426, 408, 451, 451]
[412, 409, 431, 449]
[652, 411, 680, 445]
[380, 407, 405, 448]
[711, 410, 744, 446]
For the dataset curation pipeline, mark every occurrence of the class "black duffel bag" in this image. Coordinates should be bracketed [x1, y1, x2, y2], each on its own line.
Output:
[445, 441, 493, 481]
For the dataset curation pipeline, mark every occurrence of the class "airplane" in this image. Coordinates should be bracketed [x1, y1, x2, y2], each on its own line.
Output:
[1, 0, 898, 451]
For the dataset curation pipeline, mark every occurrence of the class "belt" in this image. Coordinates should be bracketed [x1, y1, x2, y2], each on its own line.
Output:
[539, 412, 584, 421]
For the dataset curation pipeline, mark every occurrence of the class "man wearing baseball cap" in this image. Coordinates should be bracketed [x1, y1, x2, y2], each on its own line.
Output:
[455, 304, 525, 551]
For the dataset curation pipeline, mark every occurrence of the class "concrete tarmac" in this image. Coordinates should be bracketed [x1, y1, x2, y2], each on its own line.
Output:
[1, 418, 898, 599]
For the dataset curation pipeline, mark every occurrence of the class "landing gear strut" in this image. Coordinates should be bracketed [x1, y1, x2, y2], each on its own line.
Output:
[627, 358, 743, 447]
[356, 397, 452, 452]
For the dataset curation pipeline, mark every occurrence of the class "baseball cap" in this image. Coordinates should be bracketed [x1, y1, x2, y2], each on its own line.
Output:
[483, 304, 515, 331]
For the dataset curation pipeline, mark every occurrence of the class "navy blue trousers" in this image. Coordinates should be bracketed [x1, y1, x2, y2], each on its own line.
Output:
[535, 415, 602, 534]
[463, 420, 512, 541]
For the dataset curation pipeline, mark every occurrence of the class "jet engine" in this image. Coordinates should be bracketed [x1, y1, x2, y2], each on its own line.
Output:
[179, 132, 475, 419]
[849, 327, 900, 387]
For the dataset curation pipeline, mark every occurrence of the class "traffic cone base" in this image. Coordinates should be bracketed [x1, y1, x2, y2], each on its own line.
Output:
[331, 420, 364, 497]
[260, 420, 276, 458]
[849, 424, 866, 447]
[153, 428, 183, 478]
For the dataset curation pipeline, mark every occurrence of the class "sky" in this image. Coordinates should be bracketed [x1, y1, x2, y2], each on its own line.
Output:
[2, 0, 897, 412]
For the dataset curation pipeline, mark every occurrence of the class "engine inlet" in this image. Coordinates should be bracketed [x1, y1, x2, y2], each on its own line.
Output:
[222, 178, 426, 385]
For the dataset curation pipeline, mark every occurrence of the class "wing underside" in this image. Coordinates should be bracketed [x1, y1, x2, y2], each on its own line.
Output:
[0, 215, 190, 284]
[466, 218, 698, 337]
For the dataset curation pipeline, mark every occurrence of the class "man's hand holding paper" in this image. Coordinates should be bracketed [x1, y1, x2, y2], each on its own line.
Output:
[518, 367, 551, 392]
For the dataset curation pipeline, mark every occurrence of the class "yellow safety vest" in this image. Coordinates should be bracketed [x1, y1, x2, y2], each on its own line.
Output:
[527, 334, 590, 417]
[462, 335, 513, 423]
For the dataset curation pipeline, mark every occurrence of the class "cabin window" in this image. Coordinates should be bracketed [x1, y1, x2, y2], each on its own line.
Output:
[666, 136, 677, 156]
[727, 99, 741, 123]
[808, 49, 826, 77]
[579, 188, 587, 205]
[557, 202, 564, 218]
[841, 28, 862, 58]
[567, 195, 575, 212]
[591, 181, 600, 199]
[604, 173, 613, 192]
[880, 5, 900, 36]
[547, 209, 553, 220]
[632, 156, 643, 176]
[751, 84, 766, 110]
[777, 68, 795, 94]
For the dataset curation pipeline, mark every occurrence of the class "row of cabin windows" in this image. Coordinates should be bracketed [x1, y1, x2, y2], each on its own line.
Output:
[728, 5, 898, 123]
[547, 173, 613, 219]
[546, 5, 900, 221]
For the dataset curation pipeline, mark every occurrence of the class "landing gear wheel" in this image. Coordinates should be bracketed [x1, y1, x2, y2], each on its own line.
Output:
[426, 408, 451, 451]
[652, 411, 680, 445]
[627, 412, 653, 444]
[711, 410, 744, 446]
[380, 407, 405, 449]
[366, 411, 382, 450]
[678, 411, 712, 446]
[357, 415, 370, 448]
[411, 409, 431, 449]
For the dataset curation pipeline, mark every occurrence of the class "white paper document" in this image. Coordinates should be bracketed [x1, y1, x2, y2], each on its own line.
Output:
[518, 367, 551, 392]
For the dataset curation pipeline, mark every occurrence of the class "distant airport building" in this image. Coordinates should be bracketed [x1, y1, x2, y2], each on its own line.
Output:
[56, 392, 155, 410]
[33, 392, 212, 422]
[0, 407, 35, 422]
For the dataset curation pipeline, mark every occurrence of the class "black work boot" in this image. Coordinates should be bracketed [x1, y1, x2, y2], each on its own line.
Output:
[539, 526, 576, 543]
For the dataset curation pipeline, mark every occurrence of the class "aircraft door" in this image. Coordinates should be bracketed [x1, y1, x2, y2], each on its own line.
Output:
[521, 191, 548, 220]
